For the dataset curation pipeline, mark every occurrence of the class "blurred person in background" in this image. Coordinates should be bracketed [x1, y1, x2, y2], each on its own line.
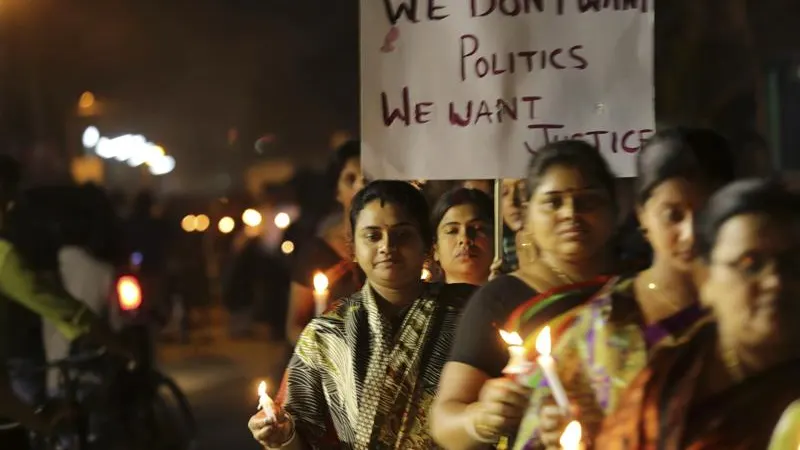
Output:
[39, 185, 124, 391]
[0, 157, 129, 445]
[498, 179, 528, 275]
[125, 191, 174, 325]
[285, 140, 365, 346]
[597, 179, 800, 449]
[223, 201, 295, 340]
[430, 187, 494, 286]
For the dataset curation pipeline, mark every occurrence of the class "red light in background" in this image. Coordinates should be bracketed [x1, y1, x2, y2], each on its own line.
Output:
[117, 276, 142, 311]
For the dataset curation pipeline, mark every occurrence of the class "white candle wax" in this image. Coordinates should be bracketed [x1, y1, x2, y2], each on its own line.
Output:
[313, 291, 328, 316]
[257, 381, 277, 422]
[506, 345, 527, 371]
[535, 326, 570, 413]
[536, 354, 570, 412]
[312, 272, 329, 316]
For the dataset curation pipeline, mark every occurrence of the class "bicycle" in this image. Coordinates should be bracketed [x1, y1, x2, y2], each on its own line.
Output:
[10, 347, 197, 450]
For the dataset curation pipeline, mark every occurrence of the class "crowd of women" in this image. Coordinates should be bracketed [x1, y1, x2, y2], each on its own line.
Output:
[249, 129, 800, 450]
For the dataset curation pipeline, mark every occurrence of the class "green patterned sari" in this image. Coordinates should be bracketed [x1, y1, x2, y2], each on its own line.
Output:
[276, 282, 474, 450]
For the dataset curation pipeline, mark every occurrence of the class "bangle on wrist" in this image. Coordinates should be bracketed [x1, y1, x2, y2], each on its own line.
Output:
[464, 403, 499, 444]
[268, 413, 296, 449]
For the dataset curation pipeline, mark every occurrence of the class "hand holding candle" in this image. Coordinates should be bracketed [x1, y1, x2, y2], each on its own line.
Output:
[499, 330, 533, 383]
[257, 381, 276, 422]
[536, 326, 571, 413]
[312, 272, 329, 316]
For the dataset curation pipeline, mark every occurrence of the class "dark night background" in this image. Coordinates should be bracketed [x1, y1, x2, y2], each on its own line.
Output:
[0, 0, 359, 193]
[2, 0, 800, 195]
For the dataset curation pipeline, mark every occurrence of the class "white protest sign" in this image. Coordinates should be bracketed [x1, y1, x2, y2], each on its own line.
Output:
[361, 0, 655, 180]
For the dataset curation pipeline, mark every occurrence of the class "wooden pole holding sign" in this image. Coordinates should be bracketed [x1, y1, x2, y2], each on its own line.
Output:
[493, 179, 503, 264]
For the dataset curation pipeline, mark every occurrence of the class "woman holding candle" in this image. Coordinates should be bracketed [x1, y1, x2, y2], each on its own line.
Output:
[596, 179, 800, 449]
[430, 187, 495, 286]
[430, 140, 619, 449]
[511, 128, 737, 449]
[248, 180, 476, 449]
[285, 140, 366, 345]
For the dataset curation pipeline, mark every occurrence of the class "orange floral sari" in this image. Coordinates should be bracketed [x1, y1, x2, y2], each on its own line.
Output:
[596, 321, 800, 450]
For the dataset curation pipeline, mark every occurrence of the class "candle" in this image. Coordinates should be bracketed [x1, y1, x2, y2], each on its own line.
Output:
[535, 326, 570, 412]
[421, 268, 432, 281]
[559, 421, 584, 450]
[257, 381, 276, 422]
[499, 329, 534, 385]
[312, 272, 329, 316]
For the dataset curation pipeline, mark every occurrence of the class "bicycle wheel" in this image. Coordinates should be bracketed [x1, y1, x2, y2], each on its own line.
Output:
[148, 372, 197, 450]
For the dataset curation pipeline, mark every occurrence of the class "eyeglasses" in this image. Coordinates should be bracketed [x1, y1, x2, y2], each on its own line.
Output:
[713, 251, 800, 279]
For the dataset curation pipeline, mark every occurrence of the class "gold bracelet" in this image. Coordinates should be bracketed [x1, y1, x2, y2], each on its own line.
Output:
[464, 403, 500, 445]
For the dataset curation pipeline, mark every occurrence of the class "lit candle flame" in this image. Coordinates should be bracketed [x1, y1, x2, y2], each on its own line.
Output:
[559, 421, 582, 450]
[313, 272, 329, 294]
[535, 326, 552, 356]
[421, 268, 432, 281]
[257, 381, 276, 421]
[499, 329, 523, 346]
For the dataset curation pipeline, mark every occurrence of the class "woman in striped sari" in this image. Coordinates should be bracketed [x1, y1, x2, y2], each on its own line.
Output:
[248, 181, 476, 449]
[507, 128, 737, 449]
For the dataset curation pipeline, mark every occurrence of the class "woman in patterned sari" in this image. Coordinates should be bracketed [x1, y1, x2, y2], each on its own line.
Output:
[596, 179, 800, 449]
[508, 128, 736, 449]
[431, 140, 619, 450]
[248, 180, 476, 449]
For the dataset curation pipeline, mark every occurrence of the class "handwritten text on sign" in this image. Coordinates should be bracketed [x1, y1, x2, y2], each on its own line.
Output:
[361, 0, 654, 179]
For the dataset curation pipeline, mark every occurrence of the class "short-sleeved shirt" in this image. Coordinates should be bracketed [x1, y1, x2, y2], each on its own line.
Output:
[448, 275, 537, 378]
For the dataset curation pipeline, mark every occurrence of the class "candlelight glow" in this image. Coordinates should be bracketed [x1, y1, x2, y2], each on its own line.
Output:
[218, 217, 235, 234]
[243, 209, 263, 227]
[281, 240, 295, 254]
[559, 421, 582, 450]
[181, 215, 197, 232]
[535, 326, 552, 356]
[195, 214, 210, 232]
[421, 268, 432, 281]
[274, 212, 291, 229]
[258, 381, 267, 397]
[499, 329, 523, 346]
[313, 272, 329, 293]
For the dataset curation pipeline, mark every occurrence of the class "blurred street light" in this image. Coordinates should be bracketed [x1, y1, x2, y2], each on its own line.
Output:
[218, 216, 235, 234]
[242, 208, 263, 227]
[281, 240, 295, 255]
[181, 215, 197, 232]
[82, 126, 100, 148]
[274, 212, 291, 230]
[195, 214, 210, 232]
[78, 91, 96, 110]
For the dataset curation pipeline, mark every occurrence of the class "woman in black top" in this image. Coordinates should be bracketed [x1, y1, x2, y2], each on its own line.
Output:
[430, 140, 619, 449]
[285, 141, 366, 345]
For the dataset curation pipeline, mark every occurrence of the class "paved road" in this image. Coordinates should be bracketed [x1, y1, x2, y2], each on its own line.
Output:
[158, 323, 290, 450]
